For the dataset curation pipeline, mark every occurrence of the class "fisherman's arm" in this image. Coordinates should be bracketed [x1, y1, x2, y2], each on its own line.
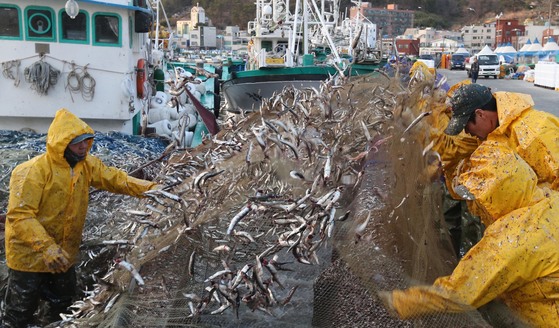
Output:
[381, 219, 536, 319]
[87, 156, 157, 196]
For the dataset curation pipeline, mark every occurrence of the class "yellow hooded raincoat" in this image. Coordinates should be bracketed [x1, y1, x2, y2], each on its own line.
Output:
[491, 91, 559, 189]
[386, 134, 559, 327]
[6, 109, 156, 273]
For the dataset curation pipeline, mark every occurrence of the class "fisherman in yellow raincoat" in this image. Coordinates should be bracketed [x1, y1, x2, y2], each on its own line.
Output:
[2, 109, 157, 327]
[380, 134, 559, 327]
[424, 79, 559, 256]
[443, 83, 559, 189]
[378, 82, 559, 325]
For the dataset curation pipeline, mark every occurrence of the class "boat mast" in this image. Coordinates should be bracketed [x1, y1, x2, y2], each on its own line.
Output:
[303, 0, 309, 55]
[306, 0, 342, 64]
[289, 0, 300, 57]
[154, 0, 160, 49]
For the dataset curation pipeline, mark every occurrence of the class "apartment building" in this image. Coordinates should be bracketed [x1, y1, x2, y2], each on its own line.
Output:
[350, 3, 414, 38]
[461, 24, 495, 54]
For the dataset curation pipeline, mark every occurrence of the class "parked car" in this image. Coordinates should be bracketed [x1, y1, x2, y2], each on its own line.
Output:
[450, 54, 466, 70]
[419, 54, 434, 60]
[418, 54, 440, 68]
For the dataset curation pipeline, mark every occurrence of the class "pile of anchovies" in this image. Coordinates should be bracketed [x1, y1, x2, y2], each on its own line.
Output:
[62, 72, 429, 326]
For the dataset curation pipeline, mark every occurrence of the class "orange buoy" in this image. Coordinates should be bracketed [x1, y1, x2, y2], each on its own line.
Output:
[136, 59, 147, 98]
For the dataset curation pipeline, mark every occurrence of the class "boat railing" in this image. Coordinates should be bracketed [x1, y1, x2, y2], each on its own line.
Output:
[258, 48, 294, 68]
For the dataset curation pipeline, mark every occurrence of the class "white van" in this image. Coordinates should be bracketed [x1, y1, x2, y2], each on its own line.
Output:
[466, 54, 500, 79]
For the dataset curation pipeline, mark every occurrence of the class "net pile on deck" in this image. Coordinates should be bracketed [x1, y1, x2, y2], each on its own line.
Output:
[57, 72, 523, 328]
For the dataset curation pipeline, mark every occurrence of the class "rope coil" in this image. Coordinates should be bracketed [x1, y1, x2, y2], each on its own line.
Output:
[24, 60, 60, 95]
[2, 60, 21, 87]
[65, 63, 96, 101]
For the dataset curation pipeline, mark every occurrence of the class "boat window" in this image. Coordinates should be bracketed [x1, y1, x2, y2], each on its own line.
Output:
[60, 11, 88, 44]
[0, 5, 21, 39]
[25, 6, 56, 42]
[93, 13, 121, 46]
[261, 40, 273, 52]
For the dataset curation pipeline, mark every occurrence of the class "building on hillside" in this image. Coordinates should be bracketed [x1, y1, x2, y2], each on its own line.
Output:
[427, 37, 459, 54]
[223, 26, 250, 52]
[523, 18, 550, 44]
[461, 24, 495, 54]
[402, 27, 463, 55]
[495, 18, 524, 48]
[395, 38, 420, 56]
[190, 26, 217, 49]
[174, 5, 217, 51]
[350, 3, 414, 38]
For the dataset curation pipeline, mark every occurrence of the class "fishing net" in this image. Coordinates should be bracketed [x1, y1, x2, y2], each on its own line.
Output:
[0, 72, 528, 327]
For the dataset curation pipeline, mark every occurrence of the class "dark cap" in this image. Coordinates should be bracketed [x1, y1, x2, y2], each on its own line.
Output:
[69, 133, 94, 145]
[444, 84, 493, 135]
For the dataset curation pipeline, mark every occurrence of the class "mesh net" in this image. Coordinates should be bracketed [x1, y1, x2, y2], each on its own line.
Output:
[3, 73, 528, 327]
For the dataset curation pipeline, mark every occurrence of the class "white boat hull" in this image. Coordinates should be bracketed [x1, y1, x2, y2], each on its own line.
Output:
[0, 0, 151, 134]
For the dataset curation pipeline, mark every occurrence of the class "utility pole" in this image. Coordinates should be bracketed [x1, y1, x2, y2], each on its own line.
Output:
[549, 0, 553, 27]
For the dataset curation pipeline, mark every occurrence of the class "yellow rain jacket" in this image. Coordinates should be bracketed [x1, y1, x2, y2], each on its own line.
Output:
[432, 89, 559, 197]
[6, 109, 156, 273]
[387, 135, 559, 327]
[490, 91, 559, 189]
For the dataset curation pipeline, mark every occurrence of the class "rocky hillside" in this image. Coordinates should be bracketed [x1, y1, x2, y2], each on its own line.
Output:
[161, 0, 556, 31]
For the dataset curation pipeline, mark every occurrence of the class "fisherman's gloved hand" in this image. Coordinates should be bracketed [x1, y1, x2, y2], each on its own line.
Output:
[43, 244, 70, 273]
[378, 291, 399, 318]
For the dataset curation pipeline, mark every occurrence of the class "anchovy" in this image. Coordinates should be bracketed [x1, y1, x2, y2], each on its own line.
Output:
[277, 135, 299, 159]
[226, 204, 252, 235]
[245, 141, 254, 164]
[117, 260, 144, 286]
[144, 189, 181, 202]
[188, 251, 196, 276]
[205, 269, 233, 283]
[402, 111, 431, 135]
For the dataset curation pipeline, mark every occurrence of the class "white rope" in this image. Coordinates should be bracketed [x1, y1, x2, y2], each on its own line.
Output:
[2, 60, 21, 87]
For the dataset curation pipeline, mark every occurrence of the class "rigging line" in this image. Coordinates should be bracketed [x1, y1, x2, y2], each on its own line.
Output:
[0, 54, 135, 75]
[44, 55, 134, 75]
[0, 54, 40, 65]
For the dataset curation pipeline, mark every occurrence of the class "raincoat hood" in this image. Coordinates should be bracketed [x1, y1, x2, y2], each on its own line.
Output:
[493, 92, 534, 132]
[459, 134, 545, 223]
[47, 109, 95, 165]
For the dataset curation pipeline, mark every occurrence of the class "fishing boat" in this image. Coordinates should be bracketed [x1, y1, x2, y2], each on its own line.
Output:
[0, 0, 158, 134]
[0, 0, 217, 146]
[221, 0, 343, 113]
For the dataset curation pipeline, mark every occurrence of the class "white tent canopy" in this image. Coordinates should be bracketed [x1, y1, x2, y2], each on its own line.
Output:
[494, 44, 504, 54]
[527, 38, 543, 52]
[518, 39, 531, 52]
[543, 39, 559, 51]
[500, 43, 517, 54]
[477, 45, 495, 55]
